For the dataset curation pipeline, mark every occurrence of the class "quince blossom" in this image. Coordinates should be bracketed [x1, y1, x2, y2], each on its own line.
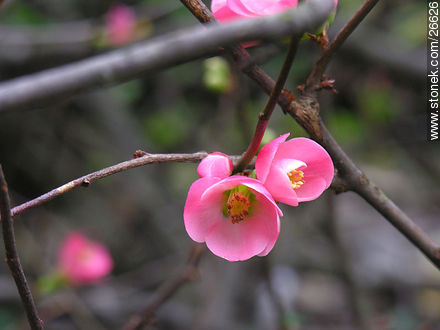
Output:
[58, 232, 113, 285]
[256, 133, 334, 206]
[184, 154, 282, 261]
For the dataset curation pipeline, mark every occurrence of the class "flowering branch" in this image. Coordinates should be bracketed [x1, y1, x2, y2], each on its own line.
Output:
[0, 0, 332, 113]
[0, 165, 44, 330]
[181, 0, 440, 269]
[122, 243, 205, 330]
[233, 35, 301, 174]
[303, 0, 381, 93]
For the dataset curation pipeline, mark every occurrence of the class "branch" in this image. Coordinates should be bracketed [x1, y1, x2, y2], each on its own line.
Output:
[0, 0, 333, 113]
[233, 35, 301, 173]
[304, 0, 381, 92]
[10, 152, 207, 217]
[181, 0, 440, 269]
[122, 243, 205, 330]
[0, 165, 44, 330]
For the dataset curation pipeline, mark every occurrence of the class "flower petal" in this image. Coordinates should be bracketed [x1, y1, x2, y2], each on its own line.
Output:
[238, 0, 298, 16]
[205, 195, 279, 261]
[264, 164, 299, 206]
[256, 133, 289, 183]
[276, 137, 334, 188]
[197, 152, 233, 179]
[184, 177, 223, 242]
[295, 175, 327, 202]
[226, 0, 256, 17]
[212, 0, 244, 22]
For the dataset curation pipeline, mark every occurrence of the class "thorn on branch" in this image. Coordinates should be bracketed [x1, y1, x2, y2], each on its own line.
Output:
[81, 179, 90, 187]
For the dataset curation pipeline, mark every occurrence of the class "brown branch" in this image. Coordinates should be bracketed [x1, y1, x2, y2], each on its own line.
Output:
[304, 0, 381, 93]
[0, 165, 44, 330]
[10, 152, 207, 217]
[181, 0, 440, 269]
[122, 243, 205, 330]
[233, 35, 301, 173]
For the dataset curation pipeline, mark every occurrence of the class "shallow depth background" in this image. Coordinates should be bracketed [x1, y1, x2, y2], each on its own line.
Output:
[0, 0, 438, 329]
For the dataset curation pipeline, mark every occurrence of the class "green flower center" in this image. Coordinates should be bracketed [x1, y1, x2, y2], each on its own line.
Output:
[222, 185, 256, 224]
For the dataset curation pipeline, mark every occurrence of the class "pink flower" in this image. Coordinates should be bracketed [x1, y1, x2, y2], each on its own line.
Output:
[106, 4, 136, 46]
[58, 232, 113, 285]
[256, 133, 334, 206]
[184, 154, 282, 261]
[212, 0, 299, 22]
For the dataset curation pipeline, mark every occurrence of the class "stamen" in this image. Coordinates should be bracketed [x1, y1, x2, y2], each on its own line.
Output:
[225, 188, 253, 224]
[288, 169, 305, 189]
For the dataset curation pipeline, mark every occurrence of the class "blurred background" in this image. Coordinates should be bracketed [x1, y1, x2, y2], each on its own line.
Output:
[0, 0, 438, 329]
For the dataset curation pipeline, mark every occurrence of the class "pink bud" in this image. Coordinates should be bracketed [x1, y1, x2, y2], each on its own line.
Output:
[197, 152, 233, 179]
[106, 4, 136, 46]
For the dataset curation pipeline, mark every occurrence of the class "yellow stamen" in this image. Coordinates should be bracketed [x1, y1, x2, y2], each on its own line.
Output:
[226, 192, 251, 224]
[288, 169, 305, 189]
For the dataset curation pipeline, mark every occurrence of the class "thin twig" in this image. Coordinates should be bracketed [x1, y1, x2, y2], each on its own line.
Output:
[181, 0, 440, 269]
[0, 165, 44, 330]
[122, 243, 206, 330]
[10, 152, 207, 217]
[233, 35, 301, 173]
[0, 0, 333, 113]
[304, 0, 381, 92]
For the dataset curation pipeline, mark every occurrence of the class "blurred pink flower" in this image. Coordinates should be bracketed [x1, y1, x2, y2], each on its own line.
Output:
[256, 133, 334, 206]
[185, 156, 282, 261]
[58, 232, 113, 285]
[198, 152, 233, 178]
[106, 4, 136, 46]
[212, 0, 299, 22]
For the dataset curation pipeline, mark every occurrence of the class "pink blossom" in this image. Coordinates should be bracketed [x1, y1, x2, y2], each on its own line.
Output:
[198, 152, 233, 179]
[106, 5, 136, 46]
[256, 133, 334, 206]
[58, 232, 113, 285]
[212, 0, 299, 22]
[184, 166, 282, 261]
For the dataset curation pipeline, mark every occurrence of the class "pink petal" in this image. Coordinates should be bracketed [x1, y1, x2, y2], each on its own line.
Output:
[295, 175, 327, 202]
[275, 137, 334, 188]
[212, 0, 244, 22]
[256, 133, 289, 183]
[184, 177, 223, 242]
[226, 0, 256, 17]
[201, 175, 282, 216]
[211, 0, 227, 13]
[264, 165, 299, 206]
[238, 0, 298, 16]
[205, 195, 279, 261]
[197, 152, 233, 179]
